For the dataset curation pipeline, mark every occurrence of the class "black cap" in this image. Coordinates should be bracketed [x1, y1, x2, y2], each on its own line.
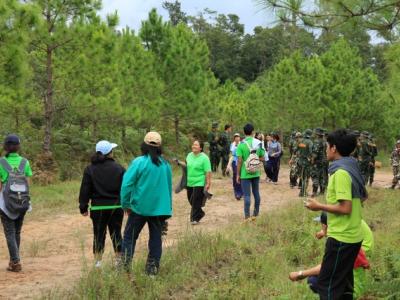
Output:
[4, 134, 20, 145]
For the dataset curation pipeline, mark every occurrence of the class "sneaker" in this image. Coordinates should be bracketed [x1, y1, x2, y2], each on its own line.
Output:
[191, 221, 199, 225]
[145, 261, 159, 276]
[95, 261, 102, 268]
[7, 261, 22, 272]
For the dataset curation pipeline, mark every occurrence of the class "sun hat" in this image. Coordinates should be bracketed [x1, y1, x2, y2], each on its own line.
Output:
[144, 131, 162, 147]
[96, 140, 117, 155]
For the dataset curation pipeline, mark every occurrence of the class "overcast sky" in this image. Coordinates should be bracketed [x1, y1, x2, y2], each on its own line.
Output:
[100, 0, 276, 33]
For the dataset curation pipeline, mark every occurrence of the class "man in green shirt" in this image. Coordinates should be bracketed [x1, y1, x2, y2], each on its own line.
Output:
[236, 124, 265, 219]
[305, 129, 365, 300]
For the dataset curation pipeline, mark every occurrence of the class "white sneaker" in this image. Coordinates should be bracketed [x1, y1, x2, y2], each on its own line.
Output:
[95, 261, 102, 268]
[191, 221, 199, 225]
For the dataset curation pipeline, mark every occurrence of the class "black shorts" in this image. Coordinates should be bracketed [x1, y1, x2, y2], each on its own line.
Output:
[318, 237, 362, 300]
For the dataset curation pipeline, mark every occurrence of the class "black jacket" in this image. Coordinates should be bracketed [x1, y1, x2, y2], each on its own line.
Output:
[79, 158, 125, 214]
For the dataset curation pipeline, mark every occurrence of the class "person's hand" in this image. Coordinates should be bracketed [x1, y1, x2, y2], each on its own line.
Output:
[289, 271, 305, 281]
[81, 211, 88, 217]
[124, 208, 132, 216]
[305, 198, 321, 211]
[236, 175, 240, 185]
[315, 229, 326, 239]
[205, 183, 211, 191]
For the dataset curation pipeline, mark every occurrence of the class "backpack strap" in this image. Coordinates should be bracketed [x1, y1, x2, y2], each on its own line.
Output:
[0, 158, 13, 173]
[245, 141, 253, 151]
[18, 158, 28, 174]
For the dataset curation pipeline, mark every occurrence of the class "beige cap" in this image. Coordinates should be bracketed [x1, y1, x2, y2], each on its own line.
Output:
[144, 131, 162, 147]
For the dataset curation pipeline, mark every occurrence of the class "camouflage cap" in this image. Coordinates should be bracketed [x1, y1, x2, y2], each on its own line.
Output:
[211, 122, 218, 128]
[303, 129, 313, 138]
[353, 130, 360, 137]
[295, 132, 302, 138]
[396, 140, 400, 145]
[314, 128, 324, 136]
[361, 131, 369, 137]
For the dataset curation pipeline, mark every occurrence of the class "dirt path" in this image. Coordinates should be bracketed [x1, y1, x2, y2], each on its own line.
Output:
[0, 168, 394, 299]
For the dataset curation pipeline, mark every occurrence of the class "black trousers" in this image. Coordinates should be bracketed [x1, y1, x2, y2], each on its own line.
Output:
[187, 187, 205, 222]
[318, 237, 362, 300]
[90, 208, 124, 255]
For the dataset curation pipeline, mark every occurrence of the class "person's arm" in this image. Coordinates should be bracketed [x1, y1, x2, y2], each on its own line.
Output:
[120, 160, 139, 214]
[289, 264, 321, 281]
[205, 172, 211, 191]
[204, 156, 212, 190]
[305, 198, 352, 214]
[78, 167, 93, 216]
[315, 224, 327, 239]
[236, 157, 242, 184]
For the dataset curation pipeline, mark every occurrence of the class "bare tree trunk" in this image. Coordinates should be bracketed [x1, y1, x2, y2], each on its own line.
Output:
[174, 115, 179, 145]
[43, 43, 53, 153]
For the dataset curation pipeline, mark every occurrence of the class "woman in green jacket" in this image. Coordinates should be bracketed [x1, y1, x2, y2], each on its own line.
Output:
[121, 132, 172, 276]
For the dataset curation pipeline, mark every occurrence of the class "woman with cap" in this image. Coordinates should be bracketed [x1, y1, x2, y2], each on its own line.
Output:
[79, 140, 125, 268]
[121, 132, 172, 276]
[266, 133, 282, 184]
[227, 133, 243, 200]
[0, 134, 33, 272]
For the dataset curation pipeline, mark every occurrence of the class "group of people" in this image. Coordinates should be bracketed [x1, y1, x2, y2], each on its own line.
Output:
[289, 128, 379, 198]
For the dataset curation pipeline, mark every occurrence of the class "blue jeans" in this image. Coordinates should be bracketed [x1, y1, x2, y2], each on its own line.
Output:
[0, 210, 25, 263]
[232, 161, 243, 199]
[122, 212, 163, 269]
[241, 177, 261, 218]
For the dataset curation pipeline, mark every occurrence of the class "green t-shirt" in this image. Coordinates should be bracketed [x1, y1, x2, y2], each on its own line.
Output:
[326, 169, 363, 243]
[236, 137, 265, 179]
[0, 153, 33, 183]
[186, 152, 211, 187]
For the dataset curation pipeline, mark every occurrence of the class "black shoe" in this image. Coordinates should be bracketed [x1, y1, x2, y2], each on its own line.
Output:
[145, 260, 159, 276]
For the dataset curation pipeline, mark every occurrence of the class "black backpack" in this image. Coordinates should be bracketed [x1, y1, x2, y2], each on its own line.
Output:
[0, 158, 30, 214]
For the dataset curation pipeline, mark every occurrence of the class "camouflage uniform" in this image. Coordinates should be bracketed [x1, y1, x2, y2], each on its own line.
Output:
[297, 129, 313, 197]
[208, 123, 220, 172]
[311, 128, 327, 196]
[367, 134, 378, 186]
[390, 141, 400, 189]
[218, 130, 231, 176]
[322, 130, 329, 191]
[289, 132, 301, 188]
[358, 131, 373, 185]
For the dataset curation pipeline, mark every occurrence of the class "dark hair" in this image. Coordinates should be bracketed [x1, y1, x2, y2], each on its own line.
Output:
[225, 124, 232, 131]
[91, 151, 111, 164]
[243, 123, 254, 135]
[193, 140, 204, 152]
[326, 129, 356, 157]
[272, 134, 280, 141]
[141, 142, 163, 166]
[4, 144, 20, 157]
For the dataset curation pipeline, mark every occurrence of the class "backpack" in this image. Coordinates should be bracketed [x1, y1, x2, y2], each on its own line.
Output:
[244, 141, 261, 174]
[0, 158, 30, 214]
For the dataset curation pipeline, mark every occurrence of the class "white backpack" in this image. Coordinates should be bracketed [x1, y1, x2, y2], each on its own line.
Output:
[244, 141, 261, 174]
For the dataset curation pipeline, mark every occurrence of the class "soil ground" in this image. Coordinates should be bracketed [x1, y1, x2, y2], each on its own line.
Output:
[0, 167, 395, 299]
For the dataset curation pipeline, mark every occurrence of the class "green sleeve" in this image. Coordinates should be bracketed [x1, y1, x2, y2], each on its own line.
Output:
[0, 166, 7, 182]
[335, 170, 352, 201]
[257, 147, 265, 157]
[120, 159, 140, 209]
[236, 144, 243, 158]
[25, 160, 33, 177]
[203, 155, 211, 172]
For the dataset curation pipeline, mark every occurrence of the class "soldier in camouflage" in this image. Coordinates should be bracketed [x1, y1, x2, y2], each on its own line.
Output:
[207, 122, 220, 172]
[218, 124, 232, 176]
[297, 129, 313, 197]
[321, 129, 329, 192]
[310, 128, 327, 197]
[390, 140, 400, 189]
[289, 132, 302, 188]
[367, 133, 378, 186]
[358, 131, 373, 185]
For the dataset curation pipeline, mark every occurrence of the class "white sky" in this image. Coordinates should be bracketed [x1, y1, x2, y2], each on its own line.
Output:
[99, 0, 276, 33]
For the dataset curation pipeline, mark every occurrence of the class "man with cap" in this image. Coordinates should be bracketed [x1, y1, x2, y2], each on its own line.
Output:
[79, 140, 125, 268]
[0, 134, 33, 272]
[121, 132, 172, 276]
[297, 129, 313, 197]
[390, 140, 400, 189]
[310, 128, 327, 197]
[218, 124, 232, 176]
[358, 131, 373, 184]
[207, 122, 220, 172]
[289, 132, 302, 188]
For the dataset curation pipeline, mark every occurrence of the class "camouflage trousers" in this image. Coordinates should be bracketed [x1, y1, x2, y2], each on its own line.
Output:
[289, 160, 298, 187]
[210, 150, 220, 172]
[220, 151, 230, 176]
[359, 161, 371, 185]
[311, 163, 326, 193]
[298, 161, 311, 197]
[367, 162, 376, 186]
[392, 166, 400, 186]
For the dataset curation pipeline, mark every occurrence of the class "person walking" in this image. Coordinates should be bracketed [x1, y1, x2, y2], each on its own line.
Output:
[186, 140, 212, 225]
[121, 132, 172, 276]
[311, 128, 327, 197]
[0, 134, 33, 272]
[390, 140, 400, 189]
[219, 124, 232, 176]
[266, 133, 282, 184]
[228, 133, 243, 200]
[298, 129, 313, 197]
[208, 122, 220, 172]
[79, 140, 125, 268]
[236, 124, 265, 220]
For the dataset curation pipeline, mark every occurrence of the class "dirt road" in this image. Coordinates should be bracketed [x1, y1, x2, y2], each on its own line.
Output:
[0, 168, 394, 299]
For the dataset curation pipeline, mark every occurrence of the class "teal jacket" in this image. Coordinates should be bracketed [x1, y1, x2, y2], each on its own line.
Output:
[121, 155, 172, 217]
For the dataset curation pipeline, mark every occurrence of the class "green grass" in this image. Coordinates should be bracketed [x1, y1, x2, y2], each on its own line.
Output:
[42, 188, 400, 300]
